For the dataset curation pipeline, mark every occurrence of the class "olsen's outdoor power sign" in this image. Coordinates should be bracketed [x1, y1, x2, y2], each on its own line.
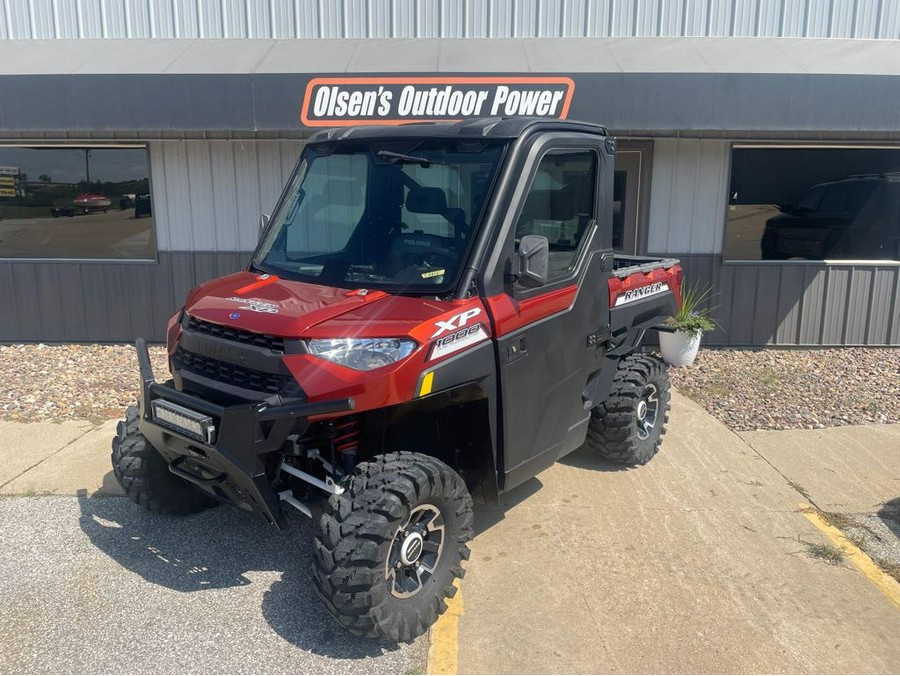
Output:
[300, 77, 575, 126]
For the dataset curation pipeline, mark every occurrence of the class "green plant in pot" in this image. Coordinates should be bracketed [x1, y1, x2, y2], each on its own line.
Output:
[659, 281, 717, 367]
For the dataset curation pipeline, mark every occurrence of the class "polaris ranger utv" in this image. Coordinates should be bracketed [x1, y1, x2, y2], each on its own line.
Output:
[113, 118, 682, 642]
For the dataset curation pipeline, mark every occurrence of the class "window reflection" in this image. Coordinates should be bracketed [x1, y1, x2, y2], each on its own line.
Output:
[726, 146, 900, 262]
[0, 145, 154, 259]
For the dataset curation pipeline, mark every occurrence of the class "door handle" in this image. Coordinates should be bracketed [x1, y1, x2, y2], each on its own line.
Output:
[506, 335, 527, 363]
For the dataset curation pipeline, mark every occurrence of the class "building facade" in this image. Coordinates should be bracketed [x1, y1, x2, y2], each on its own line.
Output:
[1, 0, 898, 345]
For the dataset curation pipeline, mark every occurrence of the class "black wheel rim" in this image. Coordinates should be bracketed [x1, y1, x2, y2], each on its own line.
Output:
[636, 383, 659, 440]
[385, 503, 445, 599]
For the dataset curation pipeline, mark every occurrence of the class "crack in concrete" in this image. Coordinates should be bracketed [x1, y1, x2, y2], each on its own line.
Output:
[0, 424, 101, 491]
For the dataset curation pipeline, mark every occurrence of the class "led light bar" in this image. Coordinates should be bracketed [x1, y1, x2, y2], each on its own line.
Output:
[150, 399, 216, 444]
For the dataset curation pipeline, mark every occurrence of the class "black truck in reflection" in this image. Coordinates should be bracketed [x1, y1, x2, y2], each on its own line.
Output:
[762, 174, 900, 260]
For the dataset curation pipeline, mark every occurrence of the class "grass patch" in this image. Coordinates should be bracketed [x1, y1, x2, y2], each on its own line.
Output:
[805, 541, 845, 565]
[787, 480, 810, 500]
[874, 558, 900, 584]
[820, 510, 866, 531]
[816, 511, 900, 583]
[754, 367, 782, 389]
[864, 399, 883, 416]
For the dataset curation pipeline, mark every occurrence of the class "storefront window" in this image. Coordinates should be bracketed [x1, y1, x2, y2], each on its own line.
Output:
[725, 146, 900, 262]
[0, 145, 155, 259]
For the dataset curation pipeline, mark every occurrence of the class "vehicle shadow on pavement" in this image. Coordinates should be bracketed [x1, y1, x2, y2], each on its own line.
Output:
[473, 476, 543, 536]
[76, 495, 396, 659]
[878, 497, 900, 538]
[557, 444, 633, 472]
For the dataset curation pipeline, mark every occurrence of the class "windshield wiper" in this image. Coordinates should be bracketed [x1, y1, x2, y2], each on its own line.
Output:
[376, 150, 442, 168]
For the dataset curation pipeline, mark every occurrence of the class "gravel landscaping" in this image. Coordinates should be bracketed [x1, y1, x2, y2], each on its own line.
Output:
[1, 343, 898, 431]
[670, 347, 900, 431]
[1, 343, 169, 423]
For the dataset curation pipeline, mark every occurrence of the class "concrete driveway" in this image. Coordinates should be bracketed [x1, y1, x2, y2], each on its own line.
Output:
[0, 496, 426, 674]
[456, 393, 900, 674]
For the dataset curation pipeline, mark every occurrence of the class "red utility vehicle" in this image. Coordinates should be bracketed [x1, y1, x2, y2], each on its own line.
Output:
[113, 118, 682, 642]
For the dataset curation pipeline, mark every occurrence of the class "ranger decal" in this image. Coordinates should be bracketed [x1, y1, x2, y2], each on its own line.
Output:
[614, 282, 669, 307]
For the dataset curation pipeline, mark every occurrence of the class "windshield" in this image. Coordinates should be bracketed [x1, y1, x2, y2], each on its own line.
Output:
[253, 139, 507, 294]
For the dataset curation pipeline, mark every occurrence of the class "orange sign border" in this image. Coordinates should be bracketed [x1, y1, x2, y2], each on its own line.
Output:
[300, 76, 575, 127]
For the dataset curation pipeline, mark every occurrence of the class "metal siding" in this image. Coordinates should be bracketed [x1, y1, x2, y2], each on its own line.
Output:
[821, 266, 848, 344]
[232, 140, 263, 251]
[843, 266, 871, 343]
[209, 141, 241, 252]
[890, 266, 900, 343]
[882, 0, 900, 39]
[730, 265, 759, 344]
[664, 256, 899, 346]
[6, 0, 897, 39]
[646, 138, 676, 253]
[147, 139, 303, 252]
[781, 0, 805, 35]
[224, 0, 249, 38]
[256, 140, 288, 226]
[0, 253, 251, 342]
[32, 264, 63, 339]
[0, 264, 18, 335]
[128, 0, 151, 37]
[775, 263, 804, 344]
[867, 266, 895, 343]
[753, 263, 782, 343]
[647, 138, 729, 255]
[159, 141, 193, 250]
[185, 141, 217, 250]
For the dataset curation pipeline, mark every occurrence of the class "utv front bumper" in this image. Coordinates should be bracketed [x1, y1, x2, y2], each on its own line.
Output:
[134, 338, 353, 528]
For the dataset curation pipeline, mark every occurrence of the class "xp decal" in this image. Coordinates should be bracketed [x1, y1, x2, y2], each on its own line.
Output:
[430, 307, 482, 338]
[613, 282, 670, 306]
[301, 76, 574, 126]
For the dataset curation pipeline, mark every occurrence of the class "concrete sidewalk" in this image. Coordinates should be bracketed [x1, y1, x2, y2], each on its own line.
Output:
[0, 418, 123, 497]
[457, 393, 900, 674]
[739, 424, 900, 513]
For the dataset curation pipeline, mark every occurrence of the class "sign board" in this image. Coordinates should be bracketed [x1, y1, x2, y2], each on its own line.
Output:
[0, 188, 16, 197]
[0, 176, 15, 186]
[0, 166, 19, 176]
[300, 76, 574, 127]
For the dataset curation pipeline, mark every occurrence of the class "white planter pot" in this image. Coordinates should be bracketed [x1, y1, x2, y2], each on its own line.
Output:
[659, 329, 702, 367]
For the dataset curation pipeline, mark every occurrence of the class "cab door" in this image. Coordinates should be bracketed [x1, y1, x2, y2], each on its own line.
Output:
[484, 136, 613, 491]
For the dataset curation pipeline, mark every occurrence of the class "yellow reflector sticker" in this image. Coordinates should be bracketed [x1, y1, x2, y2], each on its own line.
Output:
[419, 371, 434, 397]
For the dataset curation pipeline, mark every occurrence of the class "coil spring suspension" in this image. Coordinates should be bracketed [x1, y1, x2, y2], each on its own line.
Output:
[332, 417, 359, 473]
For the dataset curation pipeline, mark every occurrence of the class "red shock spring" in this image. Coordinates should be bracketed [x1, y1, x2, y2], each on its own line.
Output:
[333, 418, 360, 454]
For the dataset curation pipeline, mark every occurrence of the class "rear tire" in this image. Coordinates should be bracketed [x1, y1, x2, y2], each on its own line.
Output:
[111, 404, 218, 515]
[312, 451, 474, 643]
[586, 354, 670, 465]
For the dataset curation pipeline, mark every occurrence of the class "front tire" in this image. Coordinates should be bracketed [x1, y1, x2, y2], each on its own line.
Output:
[586, 354, 671, 465]
[111, 404, 218, 515]
[312, 452, 474, 643]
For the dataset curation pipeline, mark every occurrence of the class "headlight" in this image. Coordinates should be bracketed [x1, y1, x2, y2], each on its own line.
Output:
[307, 338, 417, 371]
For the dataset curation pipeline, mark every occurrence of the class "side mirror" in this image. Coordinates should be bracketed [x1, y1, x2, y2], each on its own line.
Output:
[259, 213, 270, 232]
[516, 234, 549, 288]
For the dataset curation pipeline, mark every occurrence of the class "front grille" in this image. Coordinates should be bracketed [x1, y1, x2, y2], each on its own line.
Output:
[172, 347, 301, 398]
[186, 316, 284, 353]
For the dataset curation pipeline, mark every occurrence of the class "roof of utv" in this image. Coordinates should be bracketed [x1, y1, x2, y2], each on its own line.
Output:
[306, 117, 608, 143]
